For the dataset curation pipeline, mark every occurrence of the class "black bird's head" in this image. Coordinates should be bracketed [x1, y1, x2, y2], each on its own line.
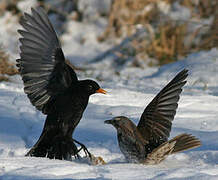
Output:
[78, 80, 107, 96]
[104, 116, 132, 129]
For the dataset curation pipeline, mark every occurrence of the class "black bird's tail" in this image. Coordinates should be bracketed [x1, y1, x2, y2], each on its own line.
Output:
[169, 133, 201, 154]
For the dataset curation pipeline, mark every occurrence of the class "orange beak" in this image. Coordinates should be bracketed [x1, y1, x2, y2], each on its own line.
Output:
[96, 88, 107, 94]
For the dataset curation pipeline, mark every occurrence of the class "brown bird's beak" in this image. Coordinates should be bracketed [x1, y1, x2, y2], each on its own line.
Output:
[96, 88, 107, 94]
[104, 119, 113, 124]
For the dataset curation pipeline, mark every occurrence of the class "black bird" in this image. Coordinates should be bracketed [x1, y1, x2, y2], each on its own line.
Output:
[16, 7, 106, 160]
[105, 69, 201, 164]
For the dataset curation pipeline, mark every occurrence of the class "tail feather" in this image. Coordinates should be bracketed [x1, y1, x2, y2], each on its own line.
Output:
[169, 133, 201, 154]
[143, 133, 201, 165]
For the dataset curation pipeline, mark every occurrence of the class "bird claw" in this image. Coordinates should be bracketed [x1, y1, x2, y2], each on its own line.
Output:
[72, 139, 92, 159]
[72, 139, 106, 165]
[74, 152, 82, 159]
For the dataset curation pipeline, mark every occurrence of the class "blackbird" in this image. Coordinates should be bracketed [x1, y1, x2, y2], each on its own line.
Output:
[16, 7, 106, 160]
[105, 69, 201, 164]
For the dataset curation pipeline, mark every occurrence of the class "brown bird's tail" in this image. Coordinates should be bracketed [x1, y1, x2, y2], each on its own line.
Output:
[169, 133, 201, 154]
[143, 134, 201, 165]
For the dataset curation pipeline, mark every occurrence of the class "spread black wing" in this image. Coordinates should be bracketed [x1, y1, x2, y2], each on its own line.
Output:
[137, 69, 188, 144]
[16, 7, 78, 114]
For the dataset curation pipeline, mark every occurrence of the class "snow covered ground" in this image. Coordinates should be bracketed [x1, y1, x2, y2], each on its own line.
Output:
[0, 4, 218, 179]
[0, 48, 218, 179]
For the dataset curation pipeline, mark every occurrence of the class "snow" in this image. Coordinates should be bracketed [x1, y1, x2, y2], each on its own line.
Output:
[78, 0, 112, 21]
[0, 5, 218, 180]
[17, 0, 37, 13]
[169, 2, 191, 21]
[61, 20, 110, 64]
[1, 48, 218, 179]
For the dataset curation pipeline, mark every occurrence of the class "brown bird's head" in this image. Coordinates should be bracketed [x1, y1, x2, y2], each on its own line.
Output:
[104, 116, 132, 129]
[78, 80, 107, 96]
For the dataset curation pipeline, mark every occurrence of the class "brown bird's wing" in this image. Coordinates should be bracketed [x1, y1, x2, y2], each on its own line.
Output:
[143, 140, 176, 165]
[16, 7, 77, 114]
[137, 69, 188, 144]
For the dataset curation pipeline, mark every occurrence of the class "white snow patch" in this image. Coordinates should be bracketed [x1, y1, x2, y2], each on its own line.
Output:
[17, 0, 37, 13]
[1, 50, 218, 178]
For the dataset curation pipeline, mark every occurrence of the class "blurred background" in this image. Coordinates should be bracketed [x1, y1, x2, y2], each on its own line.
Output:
[0, 0, 217, 82]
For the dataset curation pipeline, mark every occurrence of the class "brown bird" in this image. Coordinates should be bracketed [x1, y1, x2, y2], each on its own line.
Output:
[16, 7, 106, 160]
[105, 69, 201, 164]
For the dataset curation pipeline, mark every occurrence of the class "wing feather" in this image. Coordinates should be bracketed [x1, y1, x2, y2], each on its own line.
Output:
[137, 69, 188, 144]
[17, 7, 78, 114]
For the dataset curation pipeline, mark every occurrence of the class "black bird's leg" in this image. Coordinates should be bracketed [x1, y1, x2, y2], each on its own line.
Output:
[72, 139, 92, 159]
